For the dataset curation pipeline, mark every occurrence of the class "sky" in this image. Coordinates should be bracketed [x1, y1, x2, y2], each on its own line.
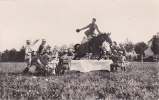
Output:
[0, 0, 159, 52]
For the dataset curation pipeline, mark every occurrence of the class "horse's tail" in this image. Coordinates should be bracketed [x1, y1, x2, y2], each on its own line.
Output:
[74, 44, 80, 51]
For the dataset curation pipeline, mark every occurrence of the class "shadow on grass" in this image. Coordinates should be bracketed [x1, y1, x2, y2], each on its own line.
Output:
[0, 70, 110, 78]
[91, 70, 110, 73]
[0, 71, 37, 77]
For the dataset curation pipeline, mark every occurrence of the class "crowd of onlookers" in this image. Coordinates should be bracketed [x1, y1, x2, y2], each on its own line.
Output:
[23, 39, 75, 74]
[23, 39, 128, 73]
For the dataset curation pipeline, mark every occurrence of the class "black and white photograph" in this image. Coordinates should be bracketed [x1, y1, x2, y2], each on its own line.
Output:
[0, 0, 159, 99]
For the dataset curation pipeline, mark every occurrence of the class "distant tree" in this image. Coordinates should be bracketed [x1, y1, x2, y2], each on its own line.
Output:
[69, 43, 75, 51]
[134, 42, 148, 62]
[68, 43, 75, 51]
[8, 48, 18, 62]
[0, 52, 1, 62]
[124, 38, 134, 52]
[17, 46, 25, 62]
[151, 35, 159, 62]
[1, 49, 9, 62]
[1, 48, 25, 62]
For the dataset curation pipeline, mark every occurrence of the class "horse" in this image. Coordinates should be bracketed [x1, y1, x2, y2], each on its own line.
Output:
[74, 33, 112, 60]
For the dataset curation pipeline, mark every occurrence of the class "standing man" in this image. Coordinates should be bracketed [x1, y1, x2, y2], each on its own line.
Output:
[37, 39, 47, 56]
[23, 39, 39, 73]
[117, 51, 126, 71]
[24, 40, 32, 70]
[76, 18, 102, 40]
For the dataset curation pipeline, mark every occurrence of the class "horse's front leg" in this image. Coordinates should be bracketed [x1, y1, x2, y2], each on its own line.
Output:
[98, 53, 102, 60]
[98, 49, 104, 60]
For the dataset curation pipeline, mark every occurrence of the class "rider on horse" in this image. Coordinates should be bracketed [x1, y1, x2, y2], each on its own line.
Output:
[76, 18, 102, 40]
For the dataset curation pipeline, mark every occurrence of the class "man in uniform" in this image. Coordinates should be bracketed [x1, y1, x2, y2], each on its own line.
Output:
[24, 40, 32, 69]
[35, 39, 48, 71]
[37, 39, 47, 56]
[119, 43, 126, 56]
[117, 51, 126, 71]
[76, 18, 102, 40]
[23, 39, 39, 73]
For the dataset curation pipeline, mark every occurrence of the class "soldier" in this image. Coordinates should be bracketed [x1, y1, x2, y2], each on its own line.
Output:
[68, 48, 74, 56]
[37, 39, 47, 56]
[119, 43, 126, 56]
[23, 39, 39, 73]
[76, 18, 102, 40]
[46, 45, 52, 55]
[111, 50, 118, 63]
[111, 41, 119, 50]
[52, 47, 59, 61]
[56, 49, 71, 75]
[24, 40, 32, 69]
[117, 51, 126, 71]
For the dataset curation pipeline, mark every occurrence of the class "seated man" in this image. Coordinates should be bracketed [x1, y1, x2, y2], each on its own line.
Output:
[111, 50, 118, 63]
[31, 46, 51, 73]
[68, 48, 75, 59]
[110, 50, 126, 71]
[56, 49, 71, 75]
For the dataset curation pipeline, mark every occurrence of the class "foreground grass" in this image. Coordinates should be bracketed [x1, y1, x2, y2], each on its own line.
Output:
[0, 62, 159, 100]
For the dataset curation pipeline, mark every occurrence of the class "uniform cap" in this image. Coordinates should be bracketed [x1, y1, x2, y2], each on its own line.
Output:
[119, 42, 123, 45]
[42, 39, 46, 42]
[26, 40, 31, 42]
[47, 45, 51, 48]
[93, 18, 96, 21]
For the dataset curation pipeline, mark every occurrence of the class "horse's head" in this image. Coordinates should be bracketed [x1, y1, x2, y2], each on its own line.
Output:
[99, 33, 112, 46]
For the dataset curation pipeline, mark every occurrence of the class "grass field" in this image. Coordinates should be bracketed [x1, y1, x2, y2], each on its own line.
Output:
[0, 62, 159, 100]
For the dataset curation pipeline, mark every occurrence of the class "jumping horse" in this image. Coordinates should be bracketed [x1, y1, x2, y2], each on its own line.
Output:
[74, 33, 112, 60]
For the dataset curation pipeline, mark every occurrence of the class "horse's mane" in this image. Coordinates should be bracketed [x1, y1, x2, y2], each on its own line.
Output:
[95, 33, 108, 38]
[90, 33, 112, 47]
[92, 33, 108, 42]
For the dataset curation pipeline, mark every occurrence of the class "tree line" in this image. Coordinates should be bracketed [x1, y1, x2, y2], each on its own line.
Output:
[0, 46, 25, 62]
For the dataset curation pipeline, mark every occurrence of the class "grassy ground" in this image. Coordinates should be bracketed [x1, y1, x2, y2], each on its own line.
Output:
[0, 62, 159, 100]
